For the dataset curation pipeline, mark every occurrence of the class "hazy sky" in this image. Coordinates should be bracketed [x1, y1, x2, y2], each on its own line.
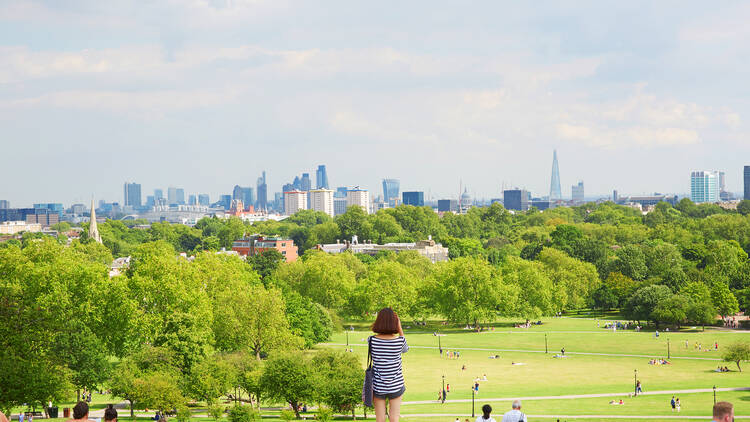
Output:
[2, 1, 750, 207]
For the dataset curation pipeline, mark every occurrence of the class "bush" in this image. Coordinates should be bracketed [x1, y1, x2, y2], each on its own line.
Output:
[316, 407, 333, 422]
[280, 409, 296, 421]
[176, 407, 192, 422]
[209, 404, 225, 420]
[228, 405, 259, 422]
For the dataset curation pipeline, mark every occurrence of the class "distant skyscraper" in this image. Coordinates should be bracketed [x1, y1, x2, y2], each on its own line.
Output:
[198, 194, 210, 206]
[334, 197, 348, 216]
[292, 176, 302, 190]
[437, 199, 458, 212]
[0, 200, 9, 209]
[257, 171, 268, 210]
[167, 187, 178, 205]
[335, 187, 348, 198]
[124, 182, 142, 207]
[745, 166, 750, 200]
[188, 194, 197, 205]
[219, 194, 232, 210]
[310, 189, 334, 217]
[146, 195, 155, 207]
[504, 189, 529, 211]
[690, 171, 719, 203]
[300, 173, 311, 191]
[284, 190, 308, 215]
[233, 185, 255, 206]
[718, 172, 727, 192]
[402, 191, 424, 206]
[382, 179, 400, 206]
[154, 189, 163, 201]
[233, 185, 243, 201]
[549, 150, 562, 201]
[346, 188, 370, 214]
[316, 165, 329, 189]
[176, 188, 185, 205]
[572, 181, 584, 203]
[613, 190, 619, 203]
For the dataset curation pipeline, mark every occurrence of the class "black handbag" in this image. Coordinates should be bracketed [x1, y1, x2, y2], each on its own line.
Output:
[362, 336, 374, 406]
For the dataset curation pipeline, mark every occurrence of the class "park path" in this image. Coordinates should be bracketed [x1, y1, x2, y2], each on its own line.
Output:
[397, 413, 750, 419]
[323, 343, 724, 361]
[400, 386, 750, 405]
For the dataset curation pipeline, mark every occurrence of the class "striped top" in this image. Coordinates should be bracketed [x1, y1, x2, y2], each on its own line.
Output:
[370, 335, 409, 394]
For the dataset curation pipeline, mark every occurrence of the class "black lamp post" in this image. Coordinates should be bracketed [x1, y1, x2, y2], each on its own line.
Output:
[442, 375, 446, 404]
[634, 369, 638, 396]
[667, 338, 670, 359]
[545, 333, 548, 354]
[346, 330, 349, 349]
[713, 385, 717, 404]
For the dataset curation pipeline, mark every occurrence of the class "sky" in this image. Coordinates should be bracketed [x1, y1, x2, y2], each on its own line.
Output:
[2, 1, 750, 207]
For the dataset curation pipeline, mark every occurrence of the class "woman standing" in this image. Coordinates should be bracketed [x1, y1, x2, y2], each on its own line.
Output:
[370, 308, 408, 422]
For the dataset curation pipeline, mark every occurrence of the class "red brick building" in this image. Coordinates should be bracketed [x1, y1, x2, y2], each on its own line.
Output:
[232, 235, 298, 262]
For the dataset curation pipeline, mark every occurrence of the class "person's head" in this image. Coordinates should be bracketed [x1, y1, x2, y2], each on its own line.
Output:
[713, 401, 734, 422]
[481, 404, 492, 419]
[104, 408, 117, 422]
[512, 400, 522, 410]
[371, 307, 399, 334]
[73, 401, 89, 420]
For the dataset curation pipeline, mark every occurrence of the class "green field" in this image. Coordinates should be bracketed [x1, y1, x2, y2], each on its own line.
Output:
[321, 317, 750, 420]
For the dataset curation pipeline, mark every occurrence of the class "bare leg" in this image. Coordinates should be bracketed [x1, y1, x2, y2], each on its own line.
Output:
[374, 397, 387, 422]
[388, 396, 403, 422]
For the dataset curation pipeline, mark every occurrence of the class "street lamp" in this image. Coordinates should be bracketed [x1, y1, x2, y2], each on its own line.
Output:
[442, 375, 446, 404]
[713, 385, 717, 405]
[346, 330, 349, 349]
[438, 333, 443, 355]
[545, 333, 548, 354]
[667, 338, 670, 359]
[634, 369, 638, 396]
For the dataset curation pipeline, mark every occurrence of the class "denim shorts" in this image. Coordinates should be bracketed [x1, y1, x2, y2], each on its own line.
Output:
[374, 387, 405, 400]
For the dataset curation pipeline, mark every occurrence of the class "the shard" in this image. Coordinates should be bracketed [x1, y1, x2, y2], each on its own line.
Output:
[549, 150, 562, 201]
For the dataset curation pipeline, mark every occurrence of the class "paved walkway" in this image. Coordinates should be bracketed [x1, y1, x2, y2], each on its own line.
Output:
[400, 386, 750, 405]
[397, 413, 750, 419]
[324, 343, 724, 361]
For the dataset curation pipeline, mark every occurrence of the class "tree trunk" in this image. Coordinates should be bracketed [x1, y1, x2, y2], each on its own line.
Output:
[291, 401, 300, 419]
[130, 400, 135, 418]
[77, 389, 81, 402]
[737, 361, 742, 372]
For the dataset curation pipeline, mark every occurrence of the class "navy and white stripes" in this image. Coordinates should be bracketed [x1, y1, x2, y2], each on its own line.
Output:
[370, 336, 409, 395]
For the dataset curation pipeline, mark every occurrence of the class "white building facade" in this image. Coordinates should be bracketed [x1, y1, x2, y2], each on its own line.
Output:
[346, 188, 370, 214]
[310, 189, 334, 217]
[284, 190, 308, 215]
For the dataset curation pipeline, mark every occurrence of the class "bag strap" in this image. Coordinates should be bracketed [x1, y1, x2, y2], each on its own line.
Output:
[367, 336, 373, 369]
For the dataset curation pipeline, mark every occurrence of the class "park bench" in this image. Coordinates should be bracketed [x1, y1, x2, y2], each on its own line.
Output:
[24, 411, 43, 418]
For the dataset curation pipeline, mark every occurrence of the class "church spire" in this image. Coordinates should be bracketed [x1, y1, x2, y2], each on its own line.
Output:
[89, 198, 102, 244]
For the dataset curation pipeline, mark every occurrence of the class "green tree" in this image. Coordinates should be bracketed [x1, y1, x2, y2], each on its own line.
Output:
[185, 355, 236, 407]
[248, 249, 285, 281]
[711, 281, 739, 320]
[311, 350, 364, 417]
[433, 257, 516, 326]
[624, 285, 672, 325]
[501, 257, 554, 317]
[261, 352, 316, 418]
[274, 252, 356, 310]
[651, 294, 689, 328]
[737, 200, 750, 216]
[537, 248, 600, 310]
[610, 245, 648, 281]
[591, 284, 618, 312]
[722, 342, 750, 372]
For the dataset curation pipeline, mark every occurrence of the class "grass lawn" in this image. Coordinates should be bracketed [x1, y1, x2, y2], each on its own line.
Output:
[321, 317, 750, 418]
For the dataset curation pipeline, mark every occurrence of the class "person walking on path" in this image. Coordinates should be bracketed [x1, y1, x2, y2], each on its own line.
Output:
[636, 380, 642, 394]
[712, 401, 733, 422]
[675, 398, 681, 412]
[370, 308, 408, 422]
[500, 400, 527, 422]
[476, 404, 496, 422]
[560, 347, 565, 356]
[670, 396, 676, 412]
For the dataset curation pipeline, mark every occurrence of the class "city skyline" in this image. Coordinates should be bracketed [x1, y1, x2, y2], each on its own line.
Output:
[2, 2, 750, 205]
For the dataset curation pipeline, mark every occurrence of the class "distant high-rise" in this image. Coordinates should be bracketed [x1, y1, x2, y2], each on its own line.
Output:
[346, 188, 370, 214]
[0, 200, 9, 209]
[382, 179, 400, 207]
[168, 187, 178, 205]
[198, 194, 210, 206]
[124, 182, 142, 207]
[257, 171, 268, 210]
[690, 171, 719, 203]
[292, 176, 302, 191]
[613, 190, 619, 203]
[300, 173, 312, 191]
[437, 199, 458, 212]
[745, 166, 750, 200]
[572, 181, 584, 203]
[188, 195, 197, 205]
[549, 150, 562, 201]
[176, 188, 185, 205]
[310, 189, 334, 217]
[146, 196, 155, 207]
[504, 189, 529, 211]
[233, 185, 255, 206]
[284, 190, 308, 215]
[219, 195, 232, 210]
[402, 191, 424, 206]
[233, 185, 243, 201]
[335, 187, 348, 198]
[718, 172, 727, 192]
[316, 165, 329, 189]
[154, 189, 164, 201]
